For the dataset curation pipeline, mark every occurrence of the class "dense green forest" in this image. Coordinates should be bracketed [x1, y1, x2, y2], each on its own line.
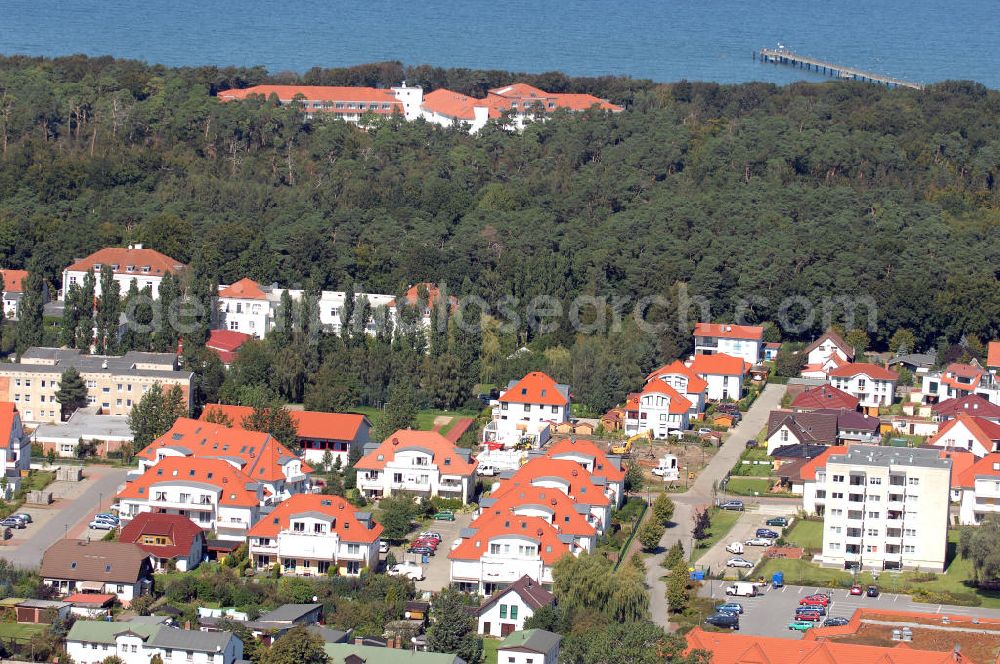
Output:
[0, 55, 998, 413]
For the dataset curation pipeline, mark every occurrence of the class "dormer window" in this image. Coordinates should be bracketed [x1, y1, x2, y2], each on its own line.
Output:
[126, 265, 135, 272]
[111, 264, 119, 271]
[142, 266, 151, 273]
[521, 388, 527, 395]
[93, 263, 102, 270]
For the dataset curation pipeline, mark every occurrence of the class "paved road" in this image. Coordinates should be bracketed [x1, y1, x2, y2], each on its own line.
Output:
[697, 581, 1000, 638]
[0, 467, 127, 568]
[645, 383, 787, 628]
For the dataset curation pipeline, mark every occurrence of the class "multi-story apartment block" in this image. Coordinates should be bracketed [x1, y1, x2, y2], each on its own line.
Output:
[1, 268, 29, 319]
[67, 618, 242, 664]
[643, 360, 708, 417]
[216, 84, 423, 122]
[827, 363, 899, 415]
[623, 381, 691, 440]
[540, 438, 625, 507]
[693, 322, 764, 366]
[248, 494, 382, 576]
[817, 445, 951, 572]
[687, 353, 749, 402]
[0, 347, 192, 424]
[355, 430, 477, 503]
[484, 372, 570, 448]
[957, 452, 1000, 525]
[61, 245, 185, 299]
[919, 361, 1000, 407]
[490, 457, 612, 531]
[475, 486, 597, 553]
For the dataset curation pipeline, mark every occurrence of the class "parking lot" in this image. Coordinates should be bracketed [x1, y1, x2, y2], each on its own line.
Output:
[380, 510, 473, 592]
[696, 509, 796, 577]
[698, 580, 1000, 638]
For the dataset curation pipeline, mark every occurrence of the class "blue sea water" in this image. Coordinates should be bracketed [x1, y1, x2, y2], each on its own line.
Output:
[2, 0, 999, 88]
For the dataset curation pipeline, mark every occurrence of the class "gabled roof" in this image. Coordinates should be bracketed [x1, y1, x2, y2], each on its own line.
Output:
[65, 247, 185, 277]
[0, 269, 28, 292]
[0, 403, 21, 450]
[218, 277, 268, 300]
[354, 430, 476, 474]
[200, 404, 368, 442]
[386, 283, 459, 312]
[119, 513, 205, 559]
[802, 329, 855, 360]
[492, 457, 610, 507]
[812, 408, 881, 432]
[955, 452, 1000, 488]
[645, 360, 708, 393]
[421, 88, 496, 121]
[638, 380, 693, 414]
[688, 353, 749, 376]
[932, 394, 1000, 420]
[799, 445, 849, 481]
[498, 628, 562, 654]
[476, 486, 596, 538]
[248, 494, 382, 543]
[827, 362, 899, 381]
[206, 330, 252, 365]
[694, 322, 764, 341]
[544, 437, 625, 482]
[40, 540, 151, 584]
[792, 385, 860, 411]
[766, 411, 839, 444]
[500, 372, 569, 406]
[217, 85, 402, 114]
[479, 575, 555, 616]
[927, 413, 1000, 453]
[448, 514, 570, 564]
[117, 456, 262, 507]
[988, 341, 1000, 369]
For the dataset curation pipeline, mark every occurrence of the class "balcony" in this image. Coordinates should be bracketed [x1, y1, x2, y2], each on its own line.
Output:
[277, 531, 339, 560]
[150, 497, 214, 511]
[439, 481, 464, 492]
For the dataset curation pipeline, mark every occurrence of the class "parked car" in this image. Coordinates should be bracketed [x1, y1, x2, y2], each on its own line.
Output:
[794, 611, 823, 622]
[744, 441, 758, 449]
[866, 585, 880, 597]
[755, 528, 779, 539]
[765, 517, 789, 528]
[418, 531, 442, 542]
[379, 541, 390, 554]
[704, 613, 739, 630]
[725, 582, 758, 597]
[95, 513, 119, 522]
[745, 537, 774, 547]
[849, 584, 864, 596]
[823, 617, 850, 627]
[800, 594, 831, 607]
[726, 557, 754, 569]
[11, 513, 32, 524]
[433, 510, 455, 521]
[795, 605, 826, 617]
[697, 428, 713, 435]
[412, 539, 438, 549]
[720, 500, 744, 511]
[788, 620, 815, 631]
[387, 562, 424, 581]
[407, 545, 435, 556]
[725, 542, 744, 555]
[477, 465, 498, 477]
[715, 602, 744, 615]
[88, 519, 116, 531]
[0, 517, 25, 529]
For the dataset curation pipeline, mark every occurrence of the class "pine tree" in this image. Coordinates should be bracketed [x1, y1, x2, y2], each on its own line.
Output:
[55, 367, 88, 421]
[75, 271, 96, 351]
[121, 283, 154, 352]
[95, 264, 121, 355]
[153, 272, 178, 352]
[272, 290, 295, 348]
[15, 268, 45, 355]
[339, 283, 355, 342]
[61, 283, 81, 348]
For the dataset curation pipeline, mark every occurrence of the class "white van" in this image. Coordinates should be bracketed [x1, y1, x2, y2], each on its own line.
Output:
[725, 542, 744, 555]
[725, 582, 758, 597]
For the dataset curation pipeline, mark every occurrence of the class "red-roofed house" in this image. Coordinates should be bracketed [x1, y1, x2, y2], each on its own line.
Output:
[543, 438, 625, 506]
[623, 380, 693, 439]
[448, 513, 576, 595]
[485, 372, 570, 448]
[216, 84, 424, 123]
[803, 328, 855, 367]
[687, 353, 749, 401]
[927, 413, 1000, 458]
[644, 360, 708, 416]
[0, 402, 29, 498]
[355, 430, 477, 503]
[693, 322, 764, 365]
[792, 384, 860, 412]
[827, 363, 899, 414]
[988, 341, 1000, 372]
[932, 394, 1000, 423]
[490, 457, 612, 529]
[61, 245, 185, 300]
[684, 626, 972, 664]
[200, 403, 371, 467]
[248, 494, 382, 576]
[920, 361, 988, 404]
[1, 268, 29, 319]
[216, 278, 272, 337]
[957, 452, 1000, 524]
[205, 329, 252, 367]
[119, 512, 206, 571]
[474, 485, 597, 552]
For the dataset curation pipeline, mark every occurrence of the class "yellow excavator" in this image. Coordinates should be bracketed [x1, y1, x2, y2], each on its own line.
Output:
[612, 430, 651, 455]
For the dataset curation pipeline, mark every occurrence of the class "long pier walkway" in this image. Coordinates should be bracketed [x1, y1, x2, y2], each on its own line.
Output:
[757, 48, 923, 90]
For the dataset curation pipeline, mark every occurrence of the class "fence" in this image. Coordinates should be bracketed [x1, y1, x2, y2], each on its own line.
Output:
[612, 501, 648, 571]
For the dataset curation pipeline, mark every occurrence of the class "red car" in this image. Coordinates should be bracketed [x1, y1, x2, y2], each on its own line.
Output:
[849, 584, 863, 596]
[413, 538, 438, 549]
[799, 595, 830, 607]
[794, 610, 823, 622]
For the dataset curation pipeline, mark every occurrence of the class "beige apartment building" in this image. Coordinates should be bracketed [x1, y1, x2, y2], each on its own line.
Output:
[0, 348, 192, 424]
[819, 445, 951, 572]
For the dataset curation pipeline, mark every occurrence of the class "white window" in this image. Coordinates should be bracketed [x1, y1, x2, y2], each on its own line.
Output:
[904, 545, 916, 553]
[904, 528, 917, 536]
[833, 474, 844, 482]
[868, 511, 880, 519]
[908, 477, 920, 486]
[869, 477, 881, 485]
[829, 542, 841, 550]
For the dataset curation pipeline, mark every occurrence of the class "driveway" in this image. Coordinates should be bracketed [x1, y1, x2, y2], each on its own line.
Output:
[696, 512, 798, 578]
[697, 581, 1000, 638]
[0, 466, 127, 568]
[378, 510, 474, 592]
[644, 383, 787, 628]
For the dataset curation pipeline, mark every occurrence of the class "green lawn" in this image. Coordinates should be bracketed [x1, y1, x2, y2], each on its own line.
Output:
[0, 622, 46, 642]
[483, 637, 500, 664]
[692, 508, 741, 562]
[350, 407, 480, 431]
[725, 477, 772, 496]
[782, 519, 823, 550]
[23, 470, 55, 491]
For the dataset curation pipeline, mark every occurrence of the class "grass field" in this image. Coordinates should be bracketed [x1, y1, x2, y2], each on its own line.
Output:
[692, 508, 741, 561]
[483, 637, 500, 664]
[0, 622, 46, 642]
[350, 407, 480, 431]
[782, 519, 823, 550]
[725, 477, 772, 496]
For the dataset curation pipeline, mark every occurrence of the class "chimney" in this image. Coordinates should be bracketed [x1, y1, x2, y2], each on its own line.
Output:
[355, 637, 364, 646]
[184, 621, 191, 630]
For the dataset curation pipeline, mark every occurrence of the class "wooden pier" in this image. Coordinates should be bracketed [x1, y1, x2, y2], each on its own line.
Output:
[756, 49, 923, 90]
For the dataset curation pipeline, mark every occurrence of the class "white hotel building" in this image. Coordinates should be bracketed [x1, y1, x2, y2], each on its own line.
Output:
[817, 445, 951, 572]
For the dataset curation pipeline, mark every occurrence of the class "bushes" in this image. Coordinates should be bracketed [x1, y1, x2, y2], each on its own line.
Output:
[910, 588, 981, 607]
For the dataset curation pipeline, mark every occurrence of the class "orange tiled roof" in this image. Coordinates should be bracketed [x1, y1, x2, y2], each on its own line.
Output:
[218, 278, 268, 300]
[116, 456, 262, 507]
[200, 404, 367, 442]
[954, 451, 1000, 488]
[421, 88, 497, 121]
[386, 283, 459, 311]
[645, 360, 708, 393]
[247, 493, 382, 543]
[988, 341, 1000, 369]
[827, 362, 899, 381]
[639, 380, 694, 414]
[119, 512, 205, 559]
[217, 85, 402, 115]
[448, 513, 571, 564]
[500, 372, 569, 406]
[688, 353, 749, 376]
[928, 413, 1000, 453]
[792, 385, 860, 411]
[694, 322, 764, 341]
[65, 247, 185, 276]
[475, 486, 595, 538]
[549, 93, 622, 112]
[685, 626, 971, 664]
[799, 445, 849, 481]
[492, 457, 611, 507]
[354, 430, 476, 474]
[423, 84, 621, 121]
[0, 403, 20, 450]
[0, 269, 28, 292]
[545, 438, 625, 482]
[488, 83, 551, 99]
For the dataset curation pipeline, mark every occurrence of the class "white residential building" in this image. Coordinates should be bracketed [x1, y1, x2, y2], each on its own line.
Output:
[248, 494, 382, 576]
[623, 381, 691, 439]
[926, 413, 1000, 458]
[477, 575, 555, 638]
[496, 630, 561, 664]
[355, 430, 477, 503]
[817, 445, 951, 572]
[1, 268, 29, 319]
[484, 372, 569, 448]
[693, 322, 764, 365]
[802, 329, 854, 369]
[827, 363, 899, 415]
[687, 353, 748, 402]
[60, 245, 185, 300]
[957, 453, 1000, 525]
[66, 618, 242, 664]
[216, 84, 423, 123]
[919, 361, 1000, 407]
